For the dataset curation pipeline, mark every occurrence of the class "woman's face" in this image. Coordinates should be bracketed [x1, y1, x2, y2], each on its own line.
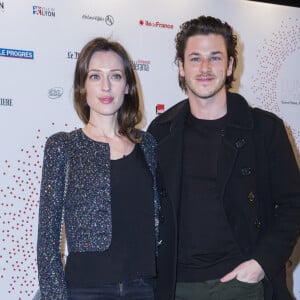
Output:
[84, 50, 128, 120]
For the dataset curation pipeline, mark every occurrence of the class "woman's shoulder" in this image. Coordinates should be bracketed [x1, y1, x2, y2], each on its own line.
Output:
[44, 129, 82, 154]
[46, 129, 81, 143]
[45, 131, 66, 145]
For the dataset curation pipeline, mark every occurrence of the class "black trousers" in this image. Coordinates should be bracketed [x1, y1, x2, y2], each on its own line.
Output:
[68, 278, 154, 300]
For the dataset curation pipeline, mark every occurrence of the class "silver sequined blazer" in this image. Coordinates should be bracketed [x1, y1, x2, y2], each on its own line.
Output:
[37, 129, 160, 300]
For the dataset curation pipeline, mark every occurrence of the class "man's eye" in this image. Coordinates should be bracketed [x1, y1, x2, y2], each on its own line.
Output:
[191, 57, 200, 62]
[211, 56, 221, 61]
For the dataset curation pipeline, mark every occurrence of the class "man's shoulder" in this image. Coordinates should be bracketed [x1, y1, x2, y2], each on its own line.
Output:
[250, 106, 285, 134]
[228, 92, 283, 128]
[252, 106, 282, 122]
[150, 99, 188, 126]
[147, 99, 188, 141]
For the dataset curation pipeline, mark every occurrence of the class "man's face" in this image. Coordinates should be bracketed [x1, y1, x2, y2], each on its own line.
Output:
[179, 34, 233, 102]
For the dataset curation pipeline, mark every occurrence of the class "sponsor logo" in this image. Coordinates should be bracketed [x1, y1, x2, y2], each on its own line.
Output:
[82, 14, 114, 26]
[0, 48, 34, 59]
[139, 20, 174, 29]
[82, 14, 104, 22]
[105, 15, 114, 26]
[156, 104, 165, 115]
[67, 51, 79, 59]
[33, 6, 55, 17]
[131, 59, 150, 72]
[0, 2, 4, 11]
[0, 97, 13, 106]
[48, 87, 63, 99]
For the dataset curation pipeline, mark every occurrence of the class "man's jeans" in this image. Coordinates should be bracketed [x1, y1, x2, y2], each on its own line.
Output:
[176, 279, 264, 300]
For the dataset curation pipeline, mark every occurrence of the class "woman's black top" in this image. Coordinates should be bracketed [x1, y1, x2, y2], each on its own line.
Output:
[65, 145, 156, 287]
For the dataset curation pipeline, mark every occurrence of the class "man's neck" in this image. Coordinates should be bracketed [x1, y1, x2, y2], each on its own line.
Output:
[189, 92, 227, 120]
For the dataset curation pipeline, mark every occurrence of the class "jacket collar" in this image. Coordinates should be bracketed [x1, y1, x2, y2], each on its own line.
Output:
[226, 92, 253, 130]
[153, 99, 189, 129]
[155, 92, 254, 131]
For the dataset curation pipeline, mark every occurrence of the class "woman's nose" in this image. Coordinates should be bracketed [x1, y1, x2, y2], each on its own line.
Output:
[101, 76, 111, 91]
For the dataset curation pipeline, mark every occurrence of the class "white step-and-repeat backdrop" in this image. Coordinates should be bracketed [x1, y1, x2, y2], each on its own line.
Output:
[0, 0, 299, 299]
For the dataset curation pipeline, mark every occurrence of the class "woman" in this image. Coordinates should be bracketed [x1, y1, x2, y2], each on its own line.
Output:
[37, 37, 160, 300]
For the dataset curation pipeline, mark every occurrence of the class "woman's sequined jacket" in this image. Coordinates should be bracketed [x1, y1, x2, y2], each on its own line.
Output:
[37, 129, 160, 300]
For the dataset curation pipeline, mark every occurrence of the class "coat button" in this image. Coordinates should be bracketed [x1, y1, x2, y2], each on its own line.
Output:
[254, 218, 261, 229]
[248, 192, 255, 202]
[220, 129, 225, 137]
[235, 138, 246, 149]
[274, 203, 279, 216]
[241, 167, 251, 176]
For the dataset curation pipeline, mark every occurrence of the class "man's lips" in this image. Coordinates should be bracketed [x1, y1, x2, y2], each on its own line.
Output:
[196, 75, 214, 82]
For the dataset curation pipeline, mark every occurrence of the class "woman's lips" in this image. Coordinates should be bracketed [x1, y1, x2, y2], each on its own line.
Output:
[99, 96, 113, 104]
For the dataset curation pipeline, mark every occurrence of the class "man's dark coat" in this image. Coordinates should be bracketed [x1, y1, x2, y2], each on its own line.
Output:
[148, 92, 300, 300]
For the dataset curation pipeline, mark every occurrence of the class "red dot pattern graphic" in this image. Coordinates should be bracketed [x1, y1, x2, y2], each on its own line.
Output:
[0, 123, 77, 299]
[251, 17, 300, 147]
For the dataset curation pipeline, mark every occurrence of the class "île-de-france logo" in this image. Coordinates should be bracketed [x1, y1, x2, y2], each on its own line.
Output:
[139, 19, 174, 29]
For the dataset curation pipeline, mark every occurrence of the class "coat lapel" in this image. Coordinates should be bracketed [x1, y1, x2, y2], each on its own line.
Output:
[218, 93, 254, 199]
[158, 127, 184, 212]
[156, 103, 188, 215]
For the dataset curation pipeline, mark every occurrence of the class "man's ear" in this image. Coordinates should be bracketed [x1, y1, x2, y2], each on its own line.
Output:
[178, 59, 185, 77]
[227, 56, 234, 77]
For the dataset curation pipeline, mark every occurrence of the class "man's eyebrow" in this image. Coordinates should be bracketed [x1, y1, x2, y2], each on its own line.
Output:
[211, 51, 223, 55]
[187, 51, 224, 56]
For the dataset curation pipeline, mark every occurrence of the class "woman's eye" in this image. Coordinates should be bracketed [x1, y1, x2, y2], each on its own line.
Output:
[111, 73, 122, 80]
[90, 74, 100, 80]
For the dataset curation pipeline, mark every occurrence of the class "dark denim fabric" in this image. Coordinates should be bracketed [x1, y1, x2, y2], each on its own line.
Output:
[68, 278, 154, 300]
[176, 279, 264, 300]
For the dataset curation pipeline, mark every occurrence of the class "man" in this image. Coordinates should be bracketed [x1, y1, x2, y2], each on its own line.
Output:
[148, 15, 300, 300]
